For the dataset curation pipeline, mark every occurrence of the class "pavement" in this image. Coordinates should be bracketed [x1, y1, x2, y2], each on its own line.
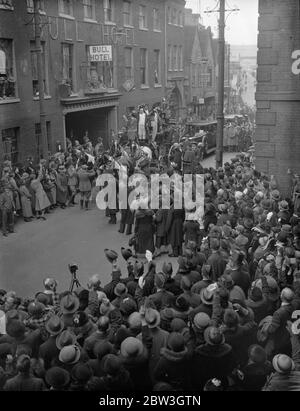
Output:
[0, 152, 237, 298]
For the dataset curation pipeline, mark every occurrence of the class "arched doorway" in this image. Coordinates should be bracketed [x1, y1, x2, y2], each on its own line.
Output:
[168, 86, 182, 119]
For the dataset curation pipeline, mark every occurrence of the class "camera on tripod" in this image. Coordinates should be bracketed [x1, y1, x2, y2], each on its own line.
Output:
[68, 263, 79, 274]
[68, 263, 81, 292]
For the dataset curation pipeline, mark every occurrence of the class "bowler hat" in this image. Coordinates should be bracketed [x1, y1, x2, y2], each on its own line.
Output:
[120, 337, 144, 358]
[59, 345, 81, 365]
[45, 315, 65, 336]
[204, 326, 225, 345]
[60, 294, 80, 315]
[272, 354, 295, 374]
[102, 354, 122, 376]
[121, 247, 133, 261]
[170, 318, 186, 332]
[174, 295, 190, 312]
[45, 367, 70, 389]
[28, 302, 46, 318]
[128, 312, 142, 330]
[104, 249, 118, 263]
[167, 332, 185, 353]
[56, 330, 77, 350]
[93, 341, 113, 360]
[6, 320, 26, 339]
[71, 363, 93, 382]
[119, 297, 137, 317]
[279, 200, 289, 212]
[193, 312, 211, 330]
[35, 292, 51, 306]
[271, 190, 280, 201]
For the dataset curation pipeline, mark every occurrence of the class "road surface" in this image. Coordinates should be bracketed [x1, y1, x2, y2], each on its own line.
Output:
[0, 152, 237, 298]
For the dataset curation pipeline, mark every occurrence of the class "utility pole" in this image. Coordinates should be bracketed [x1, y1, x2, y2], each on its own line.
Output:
[216, 0, 225, 169]
[34, 0, 48, 160]
[205, 1, 239, 169]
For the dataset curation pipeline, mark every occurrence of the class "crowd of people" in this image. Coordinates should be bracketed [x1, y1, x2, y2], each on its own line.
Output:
[3, 100, 300, 391]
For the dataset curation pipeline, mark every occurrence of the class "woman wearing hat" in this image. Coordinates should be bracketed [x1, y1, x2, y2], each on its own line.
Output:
[30, 166, 51, 220]
[19, 173, 33, 222]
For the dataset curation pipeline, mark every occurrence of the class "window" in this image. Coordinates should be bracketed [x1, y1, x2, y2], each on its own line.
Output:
[179, 46, 183, 70]
[104, 0, 114, 23]
[207, 67, 213, 87]
[2, 128, 19, 164]
[124, 47, 133, 81]
[154, 49, 161, 85]
[123, 0, 132, 26]
[59, 0, 73, 16]
[167, 7, 171, 24]
[62, 43, 74, 90]
[167, 44, 172, 71]
[27, 0, 45, 13]
[0, 39, 16, 99]
[87, 46, 114, 89]
[30, 41, 48, 97]
[140, 48, 147, 86]
[139, 5, 147, 29]
[173, 46, 178, 71]
[83, 0, 95, 20]
[153, 8, 160, 31]
[172, 8, 177, 25]
[178, 11, 182, 26]
[0, 0, 13, 10]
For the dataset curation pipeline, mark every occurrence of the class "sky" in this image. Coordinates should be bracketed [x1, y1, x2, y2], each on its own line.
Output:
[185, 0, 259, 45]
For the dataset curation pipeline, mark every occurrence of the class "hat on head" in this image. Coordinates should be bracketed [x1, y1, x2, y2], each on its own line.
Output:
[248, 345, 267, 364]
[114, 283, 128, 297]
[162, 261, 173, 276]
[167, 332, 185, 353]
[93, 341, 113, 360]
[249, 286, 263, 302]
[35, 292, 52, 306]
[6, 320, 25, 339]
[45, 367, 70, 389]
[71, 363, 93, 383]
[223, 309, 239, 328]
[193, 312, 211, 330]
[121, 247, 133, 261]
[102, 354, 122, 376]
[200, 286, 215, 305]
[45, 315, 65, 336]
[27, 302, 45, 318]
[271, 190, 280, 201]
[279, 200, 289, 212]
[128, 312, 142, 330]
[60, 294, 80, 315]
[119, 297, 137, 317]
[59, 345, 81, 365]
[104, 249, 118, 263]
[120, 337, 144, 358]
[174, 295, 190, 312]
[204, 326, 225, 346]
[145, 308, 160, 328]
[170, 318, 187, 332]
[282, 224, 292, 234]
[0, 343, 12, 357]
[56, 330, 77, 350]
[262, 199, 272, 211]
[272, 354, 295, 374]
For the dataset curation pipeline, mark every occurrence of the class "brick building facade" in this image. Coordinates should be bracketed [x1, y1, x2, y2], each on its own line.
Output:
[0, 0, 184, 163]
[255, 0, 300, 196]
